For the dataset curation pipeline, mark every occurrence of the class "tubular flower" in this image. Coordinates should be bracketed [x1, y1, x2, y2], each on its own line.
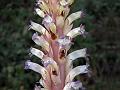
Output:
[25, 0, 90, 90]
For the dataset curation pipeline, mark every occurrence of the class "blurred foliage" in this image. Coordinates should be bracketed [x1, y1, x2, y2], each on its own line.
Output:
[0, 0, 120, 90]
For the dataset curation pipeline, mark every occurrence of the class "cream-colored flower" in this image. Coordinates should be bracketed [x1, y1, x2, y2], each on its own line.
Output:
[32, 33, 49, 51]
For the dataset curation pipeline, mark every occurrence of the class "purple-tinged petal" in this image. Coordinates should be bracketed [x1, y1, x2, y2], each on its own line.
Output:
[32, 33, 49, 51]
[65, 65, 89, 83]
[42, 15, 53, 25]
[43, 60, 52, 67]
[63, 81, 82, 90]
[24, 60, 49, 80]
[24, 60, 31, 70]
[57, 36, 71, 46]
[66, 25, 86, 38]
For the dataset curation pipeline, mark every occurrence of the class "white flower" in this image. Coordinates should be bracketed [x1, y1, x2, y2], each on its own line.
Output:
[65, 65, 88, 83]
[30, 47, 45, 59]
[32, 33, 49, 51]
[35, 8, 45, 18]
[60, 0, 74, 6]
[67, 25, 85, 38]
[67, 48, 87, 61]
[24, 60, 49, 80]
[29, 21, 46, 34]
[66, 11, 83, 25]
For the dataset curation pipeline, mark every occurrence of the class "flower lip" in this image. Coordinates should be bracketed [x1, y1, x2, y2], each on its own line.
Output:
[57, 36, 72, 46]
[79, 24, 89, 38]
[32, 32, 39, 41]
[24, 60, 31, 70]
[42, 15, 53, 25]
[63, 81, 82, 90]
[66, 24, 86, 38]
[74, 81, 81, 84]
[79, 24, 85, 34]
[43, 60, 52, 67]
[71, 81, 83, 89]
[36, 0, 43, 5]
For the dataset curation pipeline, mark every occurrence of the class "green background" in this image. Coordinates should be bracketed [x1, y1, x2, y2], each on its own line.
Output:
[0, 0, 120, 90]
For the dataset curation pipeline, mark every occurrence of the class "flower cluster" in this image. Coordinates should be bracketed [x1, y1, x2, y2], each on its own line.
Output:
[25, 0, 89, 90]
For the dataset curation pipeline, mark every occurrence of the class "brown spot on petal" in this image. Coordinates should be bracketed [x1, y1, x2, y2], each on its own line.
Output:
[52, 70, 58, 75]
[49, 30, 57, 40]
[61, 11, 65, 16]
[59, 49, 66, 59]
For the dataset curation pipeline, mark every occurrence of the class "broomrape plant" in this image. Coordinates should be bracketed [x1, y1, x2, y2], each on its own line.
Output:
[24, 0, 90, 90]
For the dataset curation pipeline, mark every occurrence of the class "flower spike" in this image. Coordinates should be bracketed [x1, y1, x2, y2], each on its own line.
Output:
[25, 0, 91, 90]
